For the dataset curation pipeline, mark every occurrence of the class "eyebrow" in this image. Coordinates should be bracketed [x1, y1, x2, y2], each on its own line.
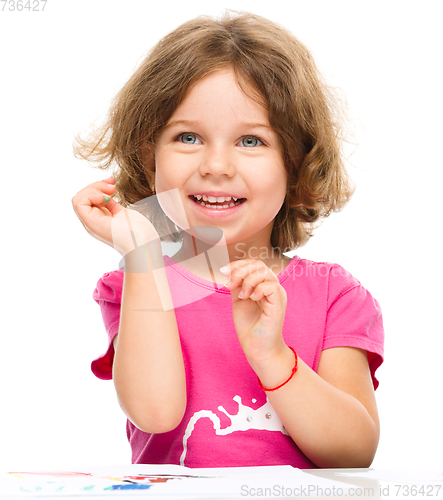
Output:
[164, 119, 273, 131]
[239, 122, 273, 131]
[163, 119, 200, 130]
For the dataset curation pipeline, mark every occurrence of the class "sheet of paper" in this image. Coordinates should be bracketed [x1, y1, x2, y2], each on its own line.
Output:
[0, 464, 356, 498]
[1, 465, 442, 498]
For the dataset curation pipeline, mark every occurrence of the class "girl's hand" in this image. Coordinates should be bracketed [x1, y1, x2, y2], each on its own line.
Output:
[72, 177, 159, 256]
[222, 259, 288, 369]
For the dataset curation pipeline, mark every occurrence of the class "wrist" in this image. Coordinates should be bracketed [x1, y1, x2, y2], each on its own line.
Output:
[252, 345, 297, 391]
[119, 239, 164, 273]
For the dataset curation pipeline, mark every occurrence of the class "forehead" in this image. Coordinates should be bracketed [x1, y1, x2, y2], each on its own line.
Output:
[170, 69, 269, 123]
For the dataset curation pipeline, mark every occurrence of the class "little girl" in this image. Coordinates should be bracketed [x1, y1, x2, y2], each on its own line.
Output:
[72, 11, 384, 469]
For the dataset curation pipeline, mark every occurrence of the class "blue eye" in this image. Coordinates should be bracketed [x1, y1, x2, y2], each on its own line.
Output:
[179, 133, 200, 145]
[239, 136, 262, 147]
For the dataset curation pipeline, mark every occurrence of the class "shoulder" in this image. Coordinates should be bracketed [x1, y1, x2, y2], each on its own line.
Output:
[286, 257, 384, 389]
[92, 268, 124, 304]
[282, 257, 360, 295]
[282, 256, 382, 321]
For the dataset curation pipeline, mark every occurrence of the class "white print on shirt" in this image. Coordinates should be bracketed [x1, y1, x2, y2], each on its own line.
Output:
[180, 395, 288, 466]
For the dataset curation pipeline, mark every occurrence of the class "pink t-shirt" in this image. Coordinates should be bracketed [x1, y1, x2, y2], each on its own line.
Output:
[91, 255, 384, 468]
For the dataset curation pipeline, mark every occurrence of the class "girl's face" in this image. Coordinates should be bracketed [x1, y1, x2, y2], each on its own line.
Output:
[154, 68, 287, 252]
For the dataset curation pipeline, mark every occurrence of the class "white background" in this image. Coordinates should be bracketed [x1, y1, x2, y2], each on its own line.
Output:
[1, 0, 442, 472]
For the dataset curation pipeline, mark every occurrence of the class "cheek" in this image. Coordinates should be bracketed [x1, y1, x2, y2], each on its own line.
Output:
[154, 150, 184, 189]
[258, 169, 287, 218]
[255, 164, 287, 200]
[250, 181, 286, 225]
[273, 166, 288, 200]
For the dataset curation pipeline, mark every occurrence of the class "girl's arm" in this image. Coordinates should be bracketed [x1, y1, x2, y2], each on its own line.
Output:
[72, 179, 186, 433]
[113, 249, 187, 434]
[255, 345, 379, 468]
[223, 259, 379, 468]
[113, 258, 186, 433]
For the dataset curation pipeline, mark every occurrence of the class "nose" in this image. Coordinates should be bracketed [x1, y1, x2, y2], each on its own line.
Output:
[198, 143, 236, 178]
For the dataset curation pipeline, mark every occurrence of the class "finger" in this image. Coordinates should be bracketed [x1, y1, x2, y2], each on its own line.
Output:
[226, 266, 271, 297]
[227, 260, 268, 282]
[226, 261, 277, 292]
[73, 187, 111, 213]
[89, 179, 116, 192]
[93, 181, 123, 215]
[96, 205, 113, 217]
[235, 260, 278, 280]
[99, 179, 116, 195]
[236, 270, 271, 299]
[72, 188, 122, 232]
[249, 281, 287, 307]
[72, 181, 115, 207]
[102, 195, 123, 216]
[72, 190, 107, 219]
[220, 258, 257, 276]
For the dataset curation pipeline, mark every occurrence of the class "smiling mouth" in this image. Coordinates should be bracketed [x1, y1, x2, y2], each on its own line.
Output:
[190, 195, 246, 209]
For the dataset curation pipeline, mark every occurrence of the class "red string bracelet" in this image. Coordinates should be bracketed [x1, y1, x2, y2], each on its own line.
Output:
[257, 346, 298, 392]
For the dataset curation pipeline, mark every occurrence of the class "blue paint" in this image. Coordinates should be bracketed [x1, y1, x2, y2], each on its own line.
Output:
[111, 483, 152, 490]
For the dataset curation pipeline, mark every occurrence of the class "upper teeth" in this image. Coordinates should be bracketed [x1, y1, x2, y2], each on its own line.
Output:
[195, 195, 238, 202]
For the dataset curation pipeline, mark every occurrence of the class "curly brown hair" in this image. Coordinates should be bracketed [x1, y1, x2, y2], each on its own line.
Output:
[74, 10, 354, 250]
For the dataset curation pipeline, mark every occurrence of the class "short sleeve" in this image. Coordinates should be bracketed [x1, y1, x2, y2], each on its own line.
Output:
[91, 269, 124, 380]
[323, 265, 384, 390]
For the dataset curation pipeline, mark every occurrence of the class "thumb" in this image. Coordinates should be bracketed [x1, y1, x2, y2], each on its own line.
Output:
[103, 195, 124, 215]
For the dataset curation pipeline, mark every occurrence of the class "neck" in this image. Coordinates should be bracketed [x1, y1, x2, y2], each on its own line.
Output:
[171, 227, 290, 283]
